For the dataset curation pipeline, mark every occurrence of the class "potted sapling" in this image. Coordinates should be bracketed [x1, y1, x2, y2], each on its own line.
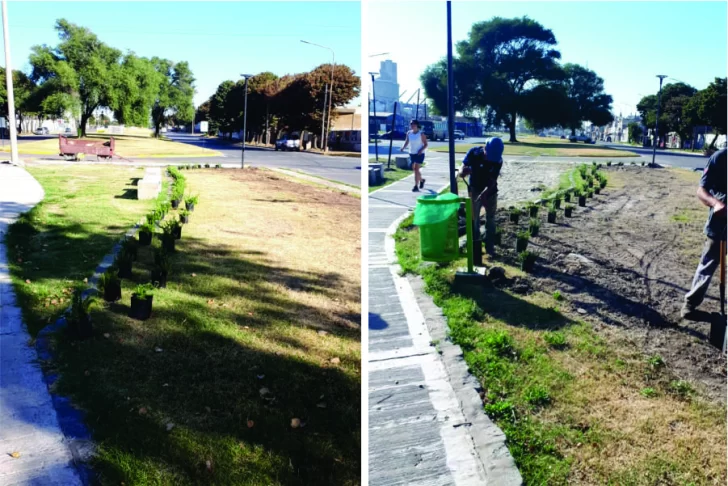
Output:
[179, 209, 190, 224]
[151, 248, 171, 288]
[553, 195, 562, 209]
[115, 248, 134, 278]
[166, 218, 182, 239]
[547, 204, 557, 223]
[215, 164, 222, 169]
[577, 189, 587, 207]
[120, 235, 138, 261]
[204, 163, 210, 168]
[98, 268, 121, 302]
[161, 221, 176, 252]
[519, 250, 538, 272]
[594, 185, 601, 195]
[509, 207, 521, 224]
[129, 283, 154, 320]
[494, 226, 503, 246]
[66, 289, 97, 339]
[563, 190, 572, 203]
[139, 222, 154, 246]
[185, 195, 198, 212]
[171, 187, 183, 209]
[527, 202, 539, 217]
[599, 176, 607, 189]
[587, 188, 594, 199]
[564, 204, 575, 218]
[607, 160, 612, 167]
[529, 217, 540, 237]
[516, 230, 530, 253]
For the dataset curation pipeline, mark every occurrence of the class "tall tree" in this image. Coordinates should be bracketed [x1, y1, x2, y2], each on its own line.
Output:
[208, 80, 237, 138]
[114, 54, 162, 127]
[683, 77, 727, 149]
[560, 63, 613, 135]
[519, 83, 571, 131]
[422, 17, 562, 142]
[637, 82, 696, 140]
[0, 70, 39, 133]
[29, 19, 122, 136]
[151, 58, 195, 137]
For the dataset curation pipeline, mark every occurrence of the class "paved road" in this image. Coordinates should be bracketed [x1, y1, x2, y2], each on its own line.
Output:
[164, 133, 362, 186]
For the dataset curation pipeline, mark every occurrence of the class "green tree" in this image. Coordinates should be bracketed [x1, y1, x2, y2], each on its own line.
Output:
[422, 17, 562, 142]
[0, 70, 39, 133]
[519, 83, 571, 131]
[560, 63, 613, 135]
[29, 19, 123, 136]
[627, 122, 643, 144]
[151, 58, 195, 137]
[637, 82, 696, 142]
[208, 80, 237, 138]
[114, 54, 162, 127]
[683, 77, 727, 150]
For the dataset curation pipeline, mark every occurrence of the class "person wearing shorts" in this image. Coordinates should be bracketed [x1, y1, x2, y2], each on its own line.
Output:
[400, 120, 428, 192]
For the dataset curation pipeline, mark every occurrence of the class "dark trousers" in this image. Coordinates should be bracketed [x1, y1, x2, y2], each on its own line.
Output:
[685, 237, 722, 307]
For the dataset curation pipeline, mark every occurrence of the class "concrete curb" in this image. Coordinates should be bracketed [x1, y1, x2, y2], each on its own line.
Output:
[381, 186, 523, 485]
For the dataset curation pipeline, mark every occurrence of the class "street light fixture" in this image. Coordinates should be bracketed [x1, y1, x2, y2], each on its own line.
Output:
[301, 40, 335, 151]
[651, 74, 667, 167]
[240, 73, 253, 169]
[369, 72, 379, 161]
[2, 0, 19, 165]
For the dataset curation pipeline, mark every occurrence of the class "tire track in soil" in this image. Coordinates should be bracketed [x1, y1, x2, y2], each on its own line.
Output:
[507, 167, 726, 403]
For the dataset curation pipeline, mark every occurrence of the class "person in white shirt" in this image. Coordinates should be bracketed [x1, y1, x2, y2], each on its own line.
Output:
[400, 120, 428, 192]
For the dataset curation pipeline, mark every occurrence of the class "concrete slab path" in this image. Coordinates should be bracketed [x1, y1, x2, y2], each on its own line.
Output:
[0, 163, 83, 485]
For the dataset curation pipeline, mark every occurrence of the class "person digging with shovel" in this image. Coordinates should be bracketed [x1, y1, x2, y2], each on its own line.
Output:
[458, 137, 505, 266]
[681, 147, 726, 321]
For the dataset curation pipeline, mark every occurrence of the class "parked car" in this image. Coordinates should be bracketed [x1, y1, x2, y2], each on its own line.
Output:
[568, 134, 591, 143]
[34, 127, 49, 135]
[453, 130, 465, 140]
[64, 127, 73, 134]
[275, 134, 301, 151]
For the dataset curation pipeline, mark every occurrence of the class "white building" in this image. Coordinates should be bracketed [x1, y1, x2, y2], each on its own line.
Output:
[372, 60, 400, 113]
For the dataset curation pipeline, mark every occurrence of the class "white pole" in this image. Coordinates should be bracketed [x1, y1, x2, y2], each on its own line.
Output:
[2, 0, 19, 166]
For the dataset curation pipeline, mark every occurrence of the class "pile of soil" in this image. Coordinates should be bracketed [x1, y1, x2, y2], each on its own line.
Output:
[495, 166, 726, 403]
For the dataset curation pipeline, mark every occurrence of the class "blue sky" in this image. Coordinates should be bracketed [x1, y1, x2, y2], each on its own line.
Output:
[367, 1, 727, 115]
[2, 1, 361, 107]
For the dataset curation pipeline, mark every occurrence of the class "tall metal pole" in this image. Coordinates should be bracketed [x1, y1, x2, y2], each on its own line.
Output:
[321, 83, 328, 150]
[415, 89, 420, 120]
[446, 1, 457, 194]
[387, 102, 398, 170]
[325, 55, 334, 151]
[2, 0, 19, 166]
[240, 74, 251, 168]
[265, 101, 269, 146]
[651, 74, 667, 167]
[370, 72, 379, 162]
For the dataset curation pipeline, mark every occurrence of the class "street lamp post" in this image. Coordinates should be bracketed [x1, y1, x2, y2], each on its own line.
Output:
[651, 74, 667, 167]
[301, 40, 335, 151]
[446, 1, 457, 194]
[2, 0, 19, 165]
[240, 74, 252, 169]
[369, 72, 379, 162]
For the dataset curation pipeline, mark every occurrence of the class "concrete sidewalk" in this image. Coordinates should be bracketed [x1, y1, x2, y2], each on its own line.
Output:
[368, 154, 521, 485]
[0, 163, 82, 485]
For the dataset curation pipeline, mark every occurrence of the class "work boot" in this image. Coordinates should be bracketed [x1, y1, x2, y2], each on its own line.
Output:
[680, 302, 700, 320]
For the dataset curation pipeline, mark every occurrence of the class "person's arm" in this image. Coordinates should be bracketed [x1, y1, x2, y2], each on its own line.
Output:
[417, 133, 428, 154]
[458, 148, 474, 178]
[698, 155, 726, 216]
[400, 132, 410, 152]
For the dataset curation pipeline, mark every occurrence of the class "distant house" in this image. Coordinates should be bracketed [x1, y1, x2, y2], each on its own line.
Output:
[329, 106, 361, 152]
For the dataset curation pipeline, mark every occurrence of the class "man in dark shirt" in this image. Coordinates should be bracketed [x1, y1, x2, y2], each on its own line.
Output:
[458, 137, 504, 264]
[682, 148, 727, 318]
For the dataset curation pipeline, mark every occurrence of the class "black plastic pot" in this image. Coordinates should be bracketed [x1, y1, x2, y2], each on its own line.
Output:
[547, 212, 556, 223]
[565, 207, 573, 218]
[172, 226, 182, 240]
[553, 199, 561, 209]
[521, 256, 536, 272]
[564, 194, 571, 202]
[594, 187, 601, 195]
[162, 235, 176, 253]
[516, 238, 528, 253]
[186, 202, 195, 212]
[587, 191, 594, 199]
[129, 295, 153, 320]
[587, 180, 594, 188]
[139, 231, 152, 246]
[530, 226, 539, 237]
[171, 199, 180, 209]
[151, 269, 168, 288]
[117, 260, 133, 279]
[103, 281, 122, 302]
[578, 196, 586, 207]
[180, 215, 189, 224]
[510, 213, 520, 224]
[67, 316, 93, 339]
[529, 206, 538, 217]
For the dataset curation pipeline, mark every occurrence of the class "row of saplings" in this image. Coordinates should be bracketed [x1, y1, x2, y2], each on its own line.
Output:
[65, 167, 198, 339]
[497, 162, 608, 273]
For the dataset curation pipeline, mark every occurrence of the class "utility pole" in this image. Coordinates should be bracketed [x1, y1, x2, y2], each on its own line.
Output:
[370, 72, 379, 162]
[415, 88, 420, 120]
[651, 74, 667, 167]
[301, 40, 334, 151]
[446, 1, 457, 194]
[240, 73, 252, 169]
[321, 84, 328, 150]
[2, 0, 19, 166]
[387, 102, 398, 170]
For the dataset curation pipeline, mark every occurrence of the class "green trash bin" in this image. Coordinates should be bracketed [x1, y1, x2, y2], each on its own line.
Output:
[414, 192, 460, 262]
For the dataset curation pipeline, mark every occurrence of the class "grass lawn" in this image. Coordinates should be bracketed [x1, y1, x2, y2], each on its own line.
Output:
[432, 135, 637, 157]
[8, 167, 361, 485]
[6, 164, 159, 335]
[368, 158, 419, 192]
[394, 216, 725, 484]
[1, 134, 221, 157]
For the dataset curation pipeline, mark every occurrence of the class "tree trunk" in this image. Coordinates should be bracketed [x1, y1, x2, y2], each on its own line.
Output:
[708, 131, 718, 150]
[16, 112, 23, 134]
[508, 114, 518, 143]
[570, 127, 576, 137]
[80, 112, 90, 137]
